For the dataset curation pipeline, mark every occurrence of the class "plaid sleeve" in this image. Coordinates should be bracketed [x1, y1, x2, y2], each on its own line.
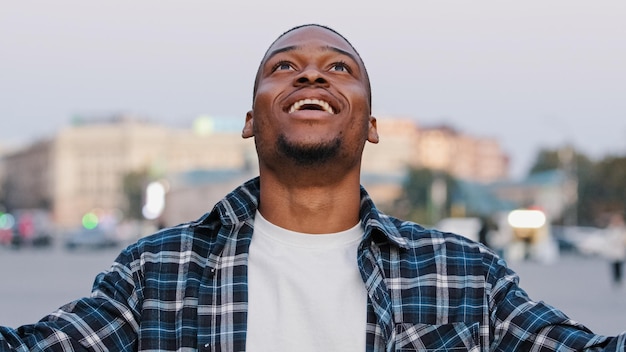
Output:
[486, 254, 624, 351]
[0, 246, 142, 351]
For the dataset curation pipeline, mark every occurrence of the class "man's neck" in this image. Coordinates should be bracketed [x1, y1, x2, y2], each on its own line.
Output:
[257, 171, 362, 234]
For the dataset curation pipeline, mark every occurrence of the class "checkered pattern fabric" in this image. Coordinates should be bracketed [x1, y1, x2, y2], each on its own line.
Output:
[1, 177, 624, 351]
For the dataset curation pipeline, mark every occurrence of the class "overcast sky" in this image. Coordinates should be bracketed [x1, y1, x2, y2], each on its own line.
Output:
[2, 0, 625, 178]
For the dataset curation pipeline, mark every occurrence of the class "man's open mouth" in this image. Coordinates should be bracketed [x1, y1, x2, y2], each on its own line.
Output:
[288, 98, 335, 115]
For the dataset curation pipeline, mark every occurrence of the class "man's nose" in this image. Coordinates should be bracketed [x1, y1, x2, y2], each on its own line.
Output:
[294, 67, 329, 87]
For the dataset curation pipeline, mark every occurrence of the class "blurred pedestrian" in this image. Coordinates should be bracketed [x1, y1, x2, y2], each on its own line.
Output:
[478, 216, 491, 248]
[605, 212, 626, 287]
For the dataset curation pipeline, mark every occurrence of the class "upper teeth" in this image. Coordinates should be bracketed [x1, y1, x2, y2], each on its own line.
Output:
[288, 98, 335, 114]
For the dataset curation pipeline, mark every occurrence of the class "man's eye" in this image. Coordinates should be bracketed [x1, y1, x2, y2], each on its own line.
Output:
[273, 61, 294, 72]
[330, 62, 351, 73]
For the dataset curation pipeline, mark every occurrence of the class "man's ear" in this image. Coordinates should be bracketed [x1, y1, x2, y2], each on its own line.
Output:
[367, 116, 379, 144]
[242, 110, 254, 138]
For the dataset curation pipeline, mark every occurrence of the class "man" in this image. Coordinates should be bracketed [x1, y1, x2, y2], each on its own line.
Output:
[1, 24, 625, 351]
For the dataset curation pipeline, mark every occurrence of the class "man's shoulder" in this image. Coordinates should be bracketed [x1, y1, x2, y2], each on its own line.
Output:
[360, 189, 484, 254]
[382, 214, 482, 247]
[372, 215, 500, 281]
[128, 215, 223, 255]
[375, 214, 493, 265]
[119, 178, 259, 260]
[135, 178, 258, 242]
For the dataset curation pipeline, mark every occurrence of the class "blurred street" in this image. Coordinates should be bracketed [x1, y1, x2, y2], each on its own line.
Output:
[1, 245, 625, 336]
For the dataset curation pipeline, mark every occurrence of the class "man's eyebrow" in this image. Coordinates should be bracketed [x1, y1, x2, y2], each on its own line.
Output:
[324, 45, 359, 64]
[264, 44, 359, 64]
[264, 45, 300, 63]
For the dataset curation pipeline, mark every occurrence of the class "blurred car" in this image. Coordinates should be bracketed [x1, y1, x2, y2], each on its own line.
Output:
[0, 228, 14, 246]
[65, 227, 119, 251]
[9, 209, 54, 248]
[551, 225, 607, 255]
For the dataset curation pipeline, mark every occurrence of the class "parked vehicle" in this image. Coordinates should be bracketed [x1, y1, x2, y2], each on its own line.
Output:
[552, 225, 611, 256]
[65, 227, 119, 251]
[8, 209, 53, 248]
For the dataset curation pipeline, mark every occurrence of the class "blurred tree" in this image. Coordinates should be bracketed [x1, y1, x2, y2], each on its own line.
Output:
[396, 168, 457, 225]
[529, 148, 593, 175]
[529, 149, 563, 174]
[122, 169, 149, 220]
[579, 155, 626, 225]
[527, 147, 624, 226]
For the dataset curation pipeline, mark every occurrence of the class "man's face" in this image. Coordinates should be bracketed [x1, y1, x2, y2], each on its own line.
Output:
[243, 26, 378, 169]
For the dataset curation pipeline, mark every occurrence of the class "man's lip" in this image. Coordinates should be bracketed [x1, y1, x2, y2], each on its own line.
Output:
[287, 98, 335, 115]
[286, 109, 336, 119]
[283, 93, 341, 115]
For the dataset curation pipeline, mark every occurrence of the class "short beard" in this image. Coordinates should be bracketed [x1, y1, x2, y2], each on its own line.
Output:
[276, 134, 341, 166]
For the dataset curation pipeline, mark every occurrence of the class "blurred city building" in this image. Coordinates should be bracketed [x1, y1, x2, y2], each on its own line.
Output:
[418, 126, 509, 183]
[0, 142, 28, 210]
[162, 169, 257, 227]
[1, 114, 510, 229]
[362, 119, 509, 182]
[361, 118, 510, 208]
[1, 114, 256, 227]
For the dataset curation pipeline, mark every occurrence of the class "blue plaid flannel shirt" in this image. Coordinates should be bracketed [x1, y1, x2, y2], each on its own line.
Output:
[1, 177, 625, 351]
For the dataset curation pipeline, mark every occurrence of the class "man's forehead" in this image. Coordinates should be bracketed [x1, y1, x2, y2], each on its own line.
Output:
[263, 26, 357, 61]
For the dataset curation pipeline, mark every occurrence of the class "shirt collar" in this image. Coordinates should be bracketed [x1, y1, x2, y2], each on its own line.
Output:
[358, 185, 411, 249]
[212, 177, 410, 249]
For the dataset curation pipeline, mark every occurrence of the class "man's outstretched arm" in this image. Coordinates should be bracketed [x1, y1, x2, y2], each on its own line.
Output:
[0, 249, 142, 351]
[486, 254, 626, 351]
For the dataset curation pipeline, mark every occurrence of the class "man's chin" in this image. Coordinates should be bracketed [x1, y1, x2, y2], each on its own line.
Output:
[277, 135, 341, 166]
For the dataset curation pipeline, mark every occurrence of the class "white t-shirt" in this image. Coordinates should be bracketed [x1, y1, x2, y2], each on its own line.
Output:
[245, 211, 367, 352]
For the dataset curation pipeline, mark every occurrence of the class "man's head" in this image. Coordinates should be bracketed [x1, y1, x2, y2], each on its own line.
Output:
[252, 24, 372, 112]
[243, 24, 378, 173]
